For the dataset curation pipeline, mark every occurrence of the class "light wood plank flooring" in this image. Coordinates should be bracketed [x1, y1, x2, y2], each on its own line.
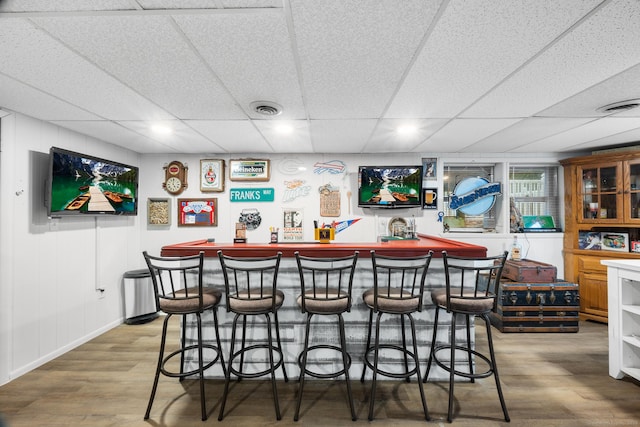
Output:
[1, 318, 639, 426]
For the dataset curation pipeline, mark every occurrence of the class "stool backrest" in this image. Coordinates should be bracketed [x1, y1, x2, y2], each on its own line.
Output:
[217, 250, 282, 313]
[370, 250, 433, 313]
[294, 251, 359, 314]
[143, 251, 206, 313]
[442, 250, 508, 312]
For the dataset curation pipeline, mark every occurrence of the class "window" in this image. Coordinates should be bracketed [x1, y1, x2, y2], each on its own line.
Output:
[509, 165, 560, 229]
[443, 164, 497, 231]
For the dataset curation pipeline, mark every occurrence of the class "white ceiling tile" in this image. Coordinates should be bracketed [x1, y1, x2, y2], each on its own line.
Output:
[0, 19, 174, 121]
[566, 126, 640, 151]
[135, 0, 222, 9]
[253, 120, 312, 153]
[32, 14, 245, 120]
[515, 117, 640, 153]
[538, 63, 640, 118]
[365, 118, 448, 153]
[174, 11, 305, 119]
[463, 0, 640, 118]
[465, 117, 596, 152]
[0, 73, 102, 121]
[0, 0, 134, 12]
[413, 119, 520, 152]
[388, 0, 601, 119]
[308, 120, 378, 153]
[117, 120, 224, 153]
[186, 120, 273, 153]
[289, 0, 441, 119]
[50, 120, 175, 153]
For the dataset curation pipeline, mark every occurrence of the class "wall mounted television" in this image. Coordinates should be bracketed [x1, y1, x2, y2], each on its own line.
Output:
[358, 165, 423, 208]
[46, 147, 139, 217]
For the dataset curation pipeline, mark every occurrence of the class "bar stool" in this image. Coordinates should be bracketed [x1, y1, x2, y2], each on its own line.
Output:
[217, 250, 289, 421]
[360, 250, 433, 421]
[142, 251, 225, 421]
[423, 251, 510, 422]
[293, 251, 359, 421]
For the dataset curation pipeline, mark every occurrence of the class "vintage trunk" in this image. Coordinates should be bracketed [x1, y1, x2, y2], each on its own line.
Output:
[490, 280, 580, 333]
[502, 259, 557, 283]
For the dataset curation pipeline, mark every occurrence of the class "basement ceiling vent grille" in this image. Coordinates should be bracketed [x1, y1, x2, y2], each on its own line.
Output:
[597, 99, 640, 114]
[250, 101, 282, 116]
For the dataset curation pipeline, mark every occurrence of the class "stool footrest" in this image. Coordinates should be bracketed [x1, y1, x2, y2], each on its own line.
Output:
[432, 343, 494, 379]
[363, 344, 420, 379]
[298, 344, 351, 379]
[228, 343, 285, 379]
[160, 344, 222, 378]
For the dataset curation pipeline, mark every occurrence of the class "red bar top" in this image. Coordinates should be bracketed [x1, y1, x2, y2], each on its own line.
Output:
[160, 233, 486, 258]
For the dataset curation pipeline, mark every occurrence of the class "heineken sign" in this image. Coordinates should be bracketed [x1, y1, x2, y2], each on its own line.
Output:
[230, 188, 275, 202]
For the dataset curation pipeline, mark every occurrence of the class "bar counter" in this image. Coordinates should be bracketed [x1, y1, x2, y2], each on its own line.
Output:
[160, 233, 486, 258]
[160, 234, 486, 381]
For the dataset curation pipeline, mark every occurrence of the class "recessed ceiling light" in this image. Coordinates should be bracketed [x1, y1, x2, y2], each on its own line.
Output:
[250, 101, 283, 116]
[150, 124, 173, 135]
[397, 125, 418, 135]
[596, 99, 640, 114]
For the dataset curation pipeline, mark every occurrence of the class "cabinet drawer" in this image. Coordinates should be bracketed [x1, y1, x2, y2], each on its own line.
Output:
[577, 256, 607, 275]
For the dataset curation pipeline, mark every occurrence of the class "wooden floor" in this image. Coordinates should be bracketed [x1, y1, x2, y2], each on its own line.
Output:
[1, 318, 639, 426]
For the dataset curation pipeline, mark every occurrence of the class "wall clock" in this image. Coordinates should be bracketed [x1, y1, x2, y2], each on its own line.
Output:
[163, 161, 188, 195]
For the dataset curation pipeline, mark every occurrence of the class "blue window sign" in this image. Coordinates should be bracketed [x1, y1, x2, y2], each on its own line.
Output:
[230, 188, 275, 202]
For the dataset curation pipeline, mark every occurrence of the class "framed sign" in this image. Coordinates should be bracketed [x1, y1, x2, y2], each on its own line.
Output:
[177, 198, 217, 227]
[422, 157, 437, 179]
[229, 159, 270, 181]
[200, 159, 225, 192]
[147, 198, 170, 226]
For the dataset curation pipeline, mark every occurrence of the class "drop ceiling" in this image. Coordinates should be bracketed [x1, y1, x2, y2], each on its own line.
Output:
[1, 0, 639, 155]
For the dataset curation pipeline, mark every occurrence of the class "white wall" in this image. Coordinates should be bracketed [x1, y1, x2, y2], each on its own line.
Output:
[0, 113, 142, 385]
[0, 112, 566, 385]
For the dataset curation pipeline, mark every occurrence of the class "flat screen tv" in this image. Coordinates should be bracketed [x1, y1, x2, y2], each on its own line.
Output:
[46, 146, 139, 217]
[358, 165, 423, 208]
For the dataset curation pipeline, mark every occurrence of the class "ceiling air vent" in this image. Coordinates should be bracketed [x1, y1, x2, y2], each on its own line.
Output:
[250, 101, 282, 116]
[596, 99, 640, 114]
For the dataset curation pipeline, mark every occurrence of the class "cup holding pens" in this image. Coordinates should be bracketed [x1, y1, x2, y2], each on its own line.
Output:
[314, 227, 335, 244]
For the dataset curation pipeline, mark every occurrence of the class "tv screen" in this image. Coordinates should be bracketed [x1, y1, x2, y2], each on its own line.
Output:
[46, 147, 139, 217]
[358, 165, 423, 208]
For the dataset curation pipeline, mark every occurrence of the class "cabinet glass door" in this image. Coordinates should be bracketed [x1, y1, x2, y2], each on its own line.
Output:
[625, 160, 640, 221]
[579, 164, 620, 222]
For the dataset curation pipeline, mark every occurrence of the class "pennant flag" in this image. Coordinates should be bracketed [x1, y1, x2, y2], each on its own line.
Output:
[321, 218, 361, 234]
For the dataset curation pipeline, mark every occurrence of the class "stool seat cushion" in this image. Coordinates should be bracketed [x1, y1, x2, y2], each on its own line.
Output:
[431, 288, 494, 313]
[297, 288, 349, 313]
[362, 288, 419, 313]
[159, 287, 222, 313]
[229, 289, 285, 313]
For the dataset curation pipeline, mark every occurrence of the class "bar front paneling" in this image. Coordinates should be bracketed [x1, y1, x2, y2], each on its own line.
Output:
[162, 234, 486, 381]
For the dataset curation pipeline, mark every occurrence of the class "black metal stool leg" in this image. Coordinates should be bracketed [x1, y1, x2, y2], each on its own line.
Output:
[273, 311, 289, 382]
[294, 313, 313, 421]
[195, 312, 207, 421]
[238, 315, 247, 380]
[368, 311, 383, 421]
[338, 313, 357, 421]
[212, 307, 226, 378]
[447, 312, 457, 422]
[179, 314, 187, 381]
[218, 313, 240, 421]
[265, 313, 282, 420]
[145, 313, 171, 420]
[465, 314, 475, 383]
[408, 314, 429, 421]
[423, 305, 440, 383]
[401, 314, 410, 383]
[483, 313, 510, 422]
[360, 308, 374, 382]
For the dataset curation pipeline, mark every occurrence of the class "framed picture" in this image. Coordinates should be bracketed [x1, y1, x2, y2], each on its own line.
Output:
[423, 187, 438, 209]
[229, 159, 270, 181]
[200, 159, 225, 192]
[600, 232, 629, 252]
[578, 231, 601, 250]
[422, 157, 437, 180]
[147, 198, 170, 226]
[177, 198, 217, 227]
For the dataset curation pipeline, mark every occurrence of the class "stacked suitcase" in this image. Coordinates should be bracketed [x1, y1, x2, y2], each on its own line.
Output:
[491, 259, 580, 333]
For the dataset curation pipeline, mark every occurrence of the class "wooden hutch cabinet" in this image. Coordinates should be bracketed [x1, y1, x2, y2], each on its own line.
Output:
[561, 150, 640, 323]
